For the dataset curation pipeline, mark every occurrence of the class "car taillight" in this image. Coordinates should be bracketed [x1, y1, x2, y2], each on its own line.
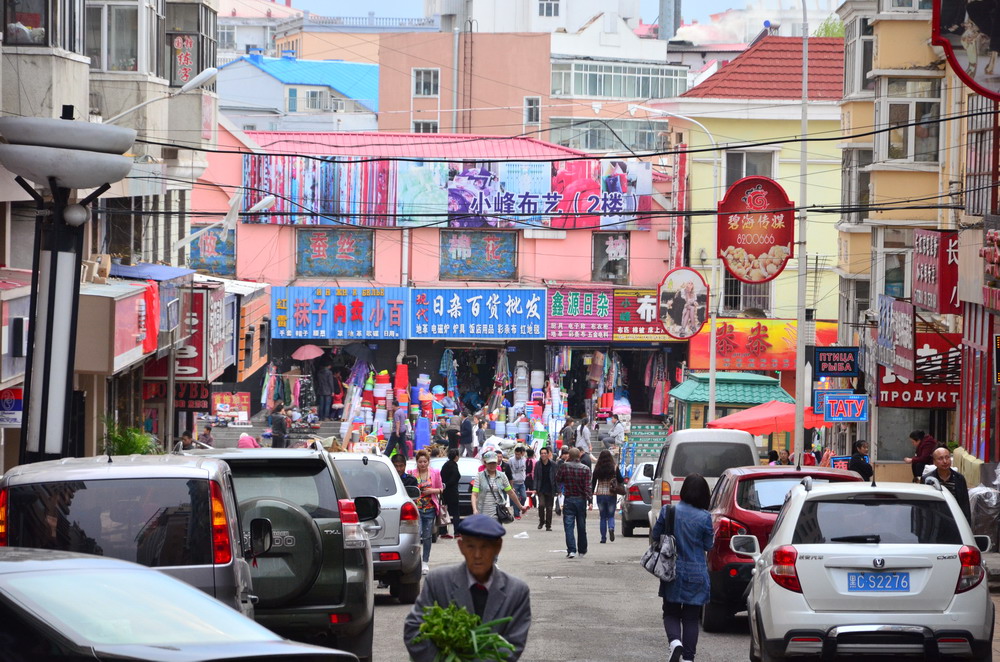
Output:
[717, 517, 748, 539]
[338, 499, 359, 524]
[628, 485, 643, 502]
[956, 545, 985, 593]
[339, 499, 368, 549]
[659, 480, 671, 508]
[0, 488, 7, 546]
[329, 613, 351, 624]
[769, 545, 801, 593]
[209, 481, 232, 565]
[400, 500, 419, 521]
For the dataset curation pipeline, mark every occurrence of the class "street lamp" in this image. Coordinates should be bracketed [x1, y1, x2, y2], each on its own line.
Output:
[171, 192, 276, 255]
[793, 6, 810, 461]
[104, 67, 218, 125]
[0, 107, 135, 461]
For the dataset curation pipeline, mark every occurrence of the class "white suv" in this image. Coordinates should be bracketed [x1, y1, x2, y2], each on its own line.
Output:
[731, 479, 993, 661]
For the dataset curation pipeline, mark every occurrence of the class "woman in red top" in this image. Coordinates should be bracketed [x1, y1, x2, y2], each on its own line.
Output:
[408, 449, 444, 573]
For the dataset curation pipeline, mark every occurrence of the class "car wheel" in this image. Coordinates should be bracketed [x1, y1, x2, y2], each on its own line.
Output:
[343, 617, 374, 662]
[757, 617, 780, 662]
[395, 579, 421, 604]
[621, 516, 634, 537]
[701, 600, 730, 633]
[239, 497, 323, 608]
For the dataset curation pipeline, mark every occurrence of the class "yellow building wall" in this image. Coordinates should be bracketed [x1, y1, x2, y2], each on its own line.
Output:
[869, 170, 939, 222]
[872, 20, 937, 69]
[838, 231, 872, 275]
[840, 99, 874, 145]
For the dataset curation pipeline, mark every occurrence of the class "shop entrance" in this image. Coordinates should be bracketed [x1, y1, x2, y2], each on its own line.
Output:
[614, 349, 654, 415]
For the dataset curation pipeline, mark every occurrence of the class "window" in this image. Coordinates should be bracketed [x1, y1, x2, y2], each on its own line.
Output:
[737, 478, 836, 512]
[306, 90, 325, 110]
[4, 0, 83, 50]
[242, 124, 256, 131]
[843, 17, 875, 96]
[838, 277, 870, 344]
[725, 151, 773, 187]
[165, 2, 216, 87]
[550, 118, 668, 151]
[524, 97, 541, 125]
[413, 121, 438, 134]
[884, 0, 932, 11]
[872, 227, 912, 299]
[792, 499, 961, 545]
[670, 443, 757, 478]
[592, 232, 629, 284]
[86, 0, 163, 74]
[722, 273, 771, 315]
[840, 148, 872, 224]
[966, 94, 999, 216]
[336, 460, 399, 498]
[287, 88, 297, 112]
[413, 68, 439, 96]
[218, 23, 235, 50]
[539, 0, 559, 16]
[876, 78, 940, 162]
[549, 60, 687, 99]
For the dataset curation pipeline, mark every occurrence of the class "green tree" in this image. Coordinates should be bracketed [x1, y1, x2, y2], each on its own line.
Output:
[813, 15, 845, 37]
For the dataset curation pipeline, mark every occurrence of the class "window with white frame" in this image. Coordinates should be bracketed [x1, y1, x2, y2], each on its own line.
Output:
[413, 68, 439, 96]
[840, 148, 872, 224]
[724, 150, 773, 187]
[306, 90, 325, 110]
[86, 0, 164, 75]
[539, 0, 559, 16]
[550, 117, 667, 151]
[524, 97, 541, 125]
[965, 94, 998, 216]
[722, 274, 771, 315]
[876, 78, 940, 162]
[871, 227, 912, 299]
[413, 121, 439, 134]
[549, 60, 687, 99]
[592, 232, 629, 284]
[884, 0, 931, 11]
[218, 23, 235, 50]
[5, 0, 84, 51]
[165, 2, 216, 87]
[843, 16, 874, 96]
[838, 277, 871, 344]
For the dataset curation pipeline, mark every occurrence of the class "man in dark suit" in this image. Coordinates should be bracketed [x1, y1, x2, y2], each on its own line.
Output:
[404, 515, 531, 661]
[460, 410, 475, 457]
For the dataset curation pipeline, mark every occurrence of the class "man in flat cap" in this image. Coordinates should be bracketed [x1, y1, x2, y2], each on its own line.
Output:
[403, 514, 532, 661]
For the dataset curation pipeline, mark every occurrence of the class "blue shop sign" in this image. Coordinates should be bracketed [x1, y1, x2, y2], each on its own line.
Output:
[188, 227, 235, 276]
[410, 288, 546, 339]
[825, 394, 869, 422]
[273, 286, 408, 340]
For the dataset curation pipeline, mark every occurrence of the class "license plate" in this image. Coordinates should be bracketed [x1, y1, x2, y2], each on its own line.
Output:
[847, 571, 910, 592]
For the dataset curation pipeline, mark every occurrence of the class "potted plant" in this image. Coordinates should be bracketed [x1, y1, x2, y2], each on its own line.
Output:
[102, 416, 160, 455]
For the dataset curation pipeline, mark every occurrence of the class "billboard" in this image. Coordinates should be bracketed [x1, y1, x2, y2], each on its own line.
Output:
[717, 176, 795, 284]
[657, 267, 708, 340]
[688, 318, 838, 370]
[272, 286, 407, 340]
[546, 287, 613, 342]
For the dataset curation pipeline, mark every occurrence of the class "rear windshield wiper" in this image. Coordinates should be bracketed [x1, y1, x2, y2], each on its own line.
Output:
[829, 534, 881, 543]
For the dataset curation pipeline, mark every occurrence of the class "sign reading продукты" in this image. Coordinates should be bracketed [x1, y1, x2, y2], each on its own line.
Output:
[272, 286, 407, 339]
[409, 288, 546, 339]
[824, 394, 869, 422]
[814, 347, 860, 377]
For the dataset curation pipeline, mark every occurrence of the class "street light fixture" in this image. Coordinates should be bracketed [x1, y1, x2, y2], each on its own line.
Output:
[104, 67, 218, 125]
[171, 192, 276, 256]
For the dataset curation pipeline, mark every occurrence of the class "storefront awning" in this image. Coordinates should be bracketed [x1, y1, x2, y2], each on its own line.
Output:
[194, 274, 267, 297]
[669, 372, 794, 406]
[110, 263, 194, 281]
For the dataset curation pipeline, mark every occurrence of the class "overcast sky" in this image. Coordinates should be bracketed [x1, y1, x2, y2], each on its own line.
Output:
[289, 0, 742, 29]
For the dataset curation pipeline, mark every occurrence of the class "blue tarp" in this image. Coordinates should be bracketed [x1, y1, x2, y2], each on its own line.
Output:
[110, 263, 194, 282]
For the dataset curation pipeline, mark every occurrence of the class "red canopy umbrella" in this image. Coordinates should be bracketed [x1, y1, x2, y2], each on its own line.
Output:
[705, 400, 831, 436]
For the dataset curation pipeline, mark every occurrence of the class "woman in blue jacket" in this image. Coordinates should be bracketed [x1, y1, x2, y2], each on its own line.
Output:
[650, 473, 714, 662]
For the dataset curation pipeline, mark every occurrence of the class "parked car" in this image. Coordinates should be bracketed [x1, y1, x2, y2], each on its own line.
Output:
[649, 428, 759, 527]
[732, 480, 994, 661]
[0, 454, 270, 617]
[328, 452, 422, 603]
[621, 461, 656, 537]
[189, 447, 380, 662]
[702, 465, 864, 631]
[407, 456, 481, 516]
[0, 547, 358, 661]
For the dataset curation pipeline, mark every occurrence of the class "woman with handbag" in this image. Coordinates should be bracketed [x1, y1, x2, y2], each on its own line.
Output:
[471, 450, 528, 523]
[591, 449, 625, 543]
[408, 449, 444, 575]
[651, 473, 713, 662]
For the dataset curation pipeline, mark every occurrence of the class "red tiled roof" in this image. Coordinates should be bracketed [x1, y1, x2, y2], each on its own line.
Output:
[681, 36, 844, 100]
[244, 131, 587, 160]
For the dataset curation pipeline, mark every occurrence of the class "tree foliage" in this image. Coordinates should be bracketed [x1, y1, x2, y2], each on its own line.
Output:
[813, 15, 845, 37]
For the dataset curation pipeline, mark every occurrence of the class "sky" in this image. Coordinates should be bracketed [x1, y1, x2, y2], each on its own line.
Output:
[289, 0, 740, 29]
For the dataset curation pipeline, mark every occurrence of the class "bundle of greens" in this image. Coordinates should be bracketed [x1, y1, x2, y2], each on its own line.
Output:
[411, 602, 516, 662]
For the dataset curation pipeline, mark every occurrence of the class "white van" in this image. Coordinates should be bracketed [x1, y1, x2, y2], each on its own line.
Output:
[646, 428, 759, 526]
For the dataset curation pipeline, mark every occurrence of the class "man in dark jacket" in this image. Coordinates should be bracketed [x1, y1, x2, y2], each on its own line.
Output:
[847, 439, 873, 481]
[316, 365, 334, 421]
[904, 430, 938, 482]
[923, 447, 972, 523]
[460, 411, 475, 457]
[534, 447, 558, 531]
[439, 449, 462, 538]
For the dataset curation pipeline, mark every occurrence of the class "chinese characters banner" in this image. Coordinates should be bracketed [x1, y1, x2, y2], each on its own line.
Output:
[877, 332, 961, 409]
[717, 176, 794, 284]
[440, 230, 517, 281]
[296, 228, 374, 278]
[272, 286, 407, 340]
[912, 229, 959, 314]
[688, 318, 838, 370]
[547, 287, 613, 342]
[410, 288, 546, 339]
[613, 288, 679, 342]
[188, 227, 235, 276]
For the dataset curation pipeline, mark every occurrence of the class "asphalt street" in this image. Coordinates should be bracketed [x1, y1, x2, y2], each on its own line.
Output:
[370, 509, 750, 662]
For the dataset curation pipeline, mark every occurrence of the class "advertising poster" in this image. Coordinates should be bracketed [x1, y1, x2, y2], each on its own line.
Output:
[212, 391, 251, 421]
[613, 288, 678, 342]
[272, 286, 407, 340]
[657, 267, 709, 340]
[688, 318, 838, 370]
[396, 160, 449, 226]
[296, 228, 374, 278]
[717, 176, 795, 284]
[912, 229, 959, 314]
[410, 288, 546, 339]
[547, 287, 613, 342]
[188, 226, 235, 276]
[876, 295, 916, 382]
[440, 230, 517, 280]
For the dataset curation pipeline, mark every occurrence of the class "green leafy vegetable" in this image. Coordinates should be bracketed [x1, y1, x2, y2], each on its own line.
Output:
[411, 602, 516, 661]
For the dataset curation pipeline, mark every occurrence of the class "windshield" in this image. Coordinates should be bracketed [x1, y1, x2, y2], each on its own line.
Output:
[228, 461, 339, 519]
[737, 478, 833, 512]
[792, 498, 962, 545]
[671, 443, 756, 478]
[7, 479, 211, 567]
[1, 567, 277, 646]
[336, 460, 398, 498]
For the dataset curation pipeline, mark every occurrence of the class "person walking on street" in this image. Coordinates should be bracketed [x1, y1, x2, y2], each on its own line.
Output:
[652, 473, 714, 662]
[923, 447, 972, 523]
[408, 450, 444, 575]
[556, 447, 592, 559]
[508, 446, 529, 520]
[270, 405, 287, 449]
[576, 417, 592, 455]
[534, 447, 557, 531]
[386, 403, 410, 459]
[440, 449, 462, 538]
[403, 515, 531, 662]
[392, 452, 418, 489]
[476, 417, 487, 454]
[847, 439, 873, 480]
[198, 424, 215, 447]
[460, 411, 475, 457]
[555, 446, 570, 516]
[472, 451, 529, 522]
[316, 364, 334, 421]
[904, 430, 938, 482]
[592, 449, 624, 543]
[559, 418, 577, 452]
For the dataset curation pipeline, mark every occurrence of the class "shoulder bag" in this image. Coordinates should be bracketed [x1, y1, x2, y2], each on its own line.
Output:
[640, 505, 677, 582]
[486, 474, 515, 524]
[610, 476, 627, 496]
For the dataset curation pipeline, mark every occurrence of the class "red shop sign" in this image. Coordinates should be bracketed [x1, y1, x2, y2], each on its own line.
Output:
[912, 229, 959, 314]
[717, 176, 794, 284]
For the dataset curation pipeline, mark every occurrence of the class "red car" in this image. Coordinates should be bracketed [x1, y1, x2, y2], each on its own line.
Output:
[702, 464, 864, 631]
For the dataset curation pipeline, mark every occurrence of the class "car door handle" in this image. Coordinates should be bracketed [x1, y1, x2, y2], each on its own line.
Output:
[364, 523, 383, 532]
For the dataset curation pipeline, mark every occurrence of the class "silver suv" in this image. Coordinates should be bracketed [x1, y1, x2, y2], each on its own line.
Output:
[0, 454, 272, 617]
[329, 452, 422, 603]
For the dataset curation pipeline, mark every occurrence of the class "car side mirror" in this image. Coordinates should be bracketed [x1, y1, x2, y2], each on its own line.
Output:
[353, 495, 381, 523]
[249, 518, 273, 556]
[642, 464, 654, 478]
[730, 534, 760, 558]
[405, 485, 421, 499]
[975, 534, 992, 553]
